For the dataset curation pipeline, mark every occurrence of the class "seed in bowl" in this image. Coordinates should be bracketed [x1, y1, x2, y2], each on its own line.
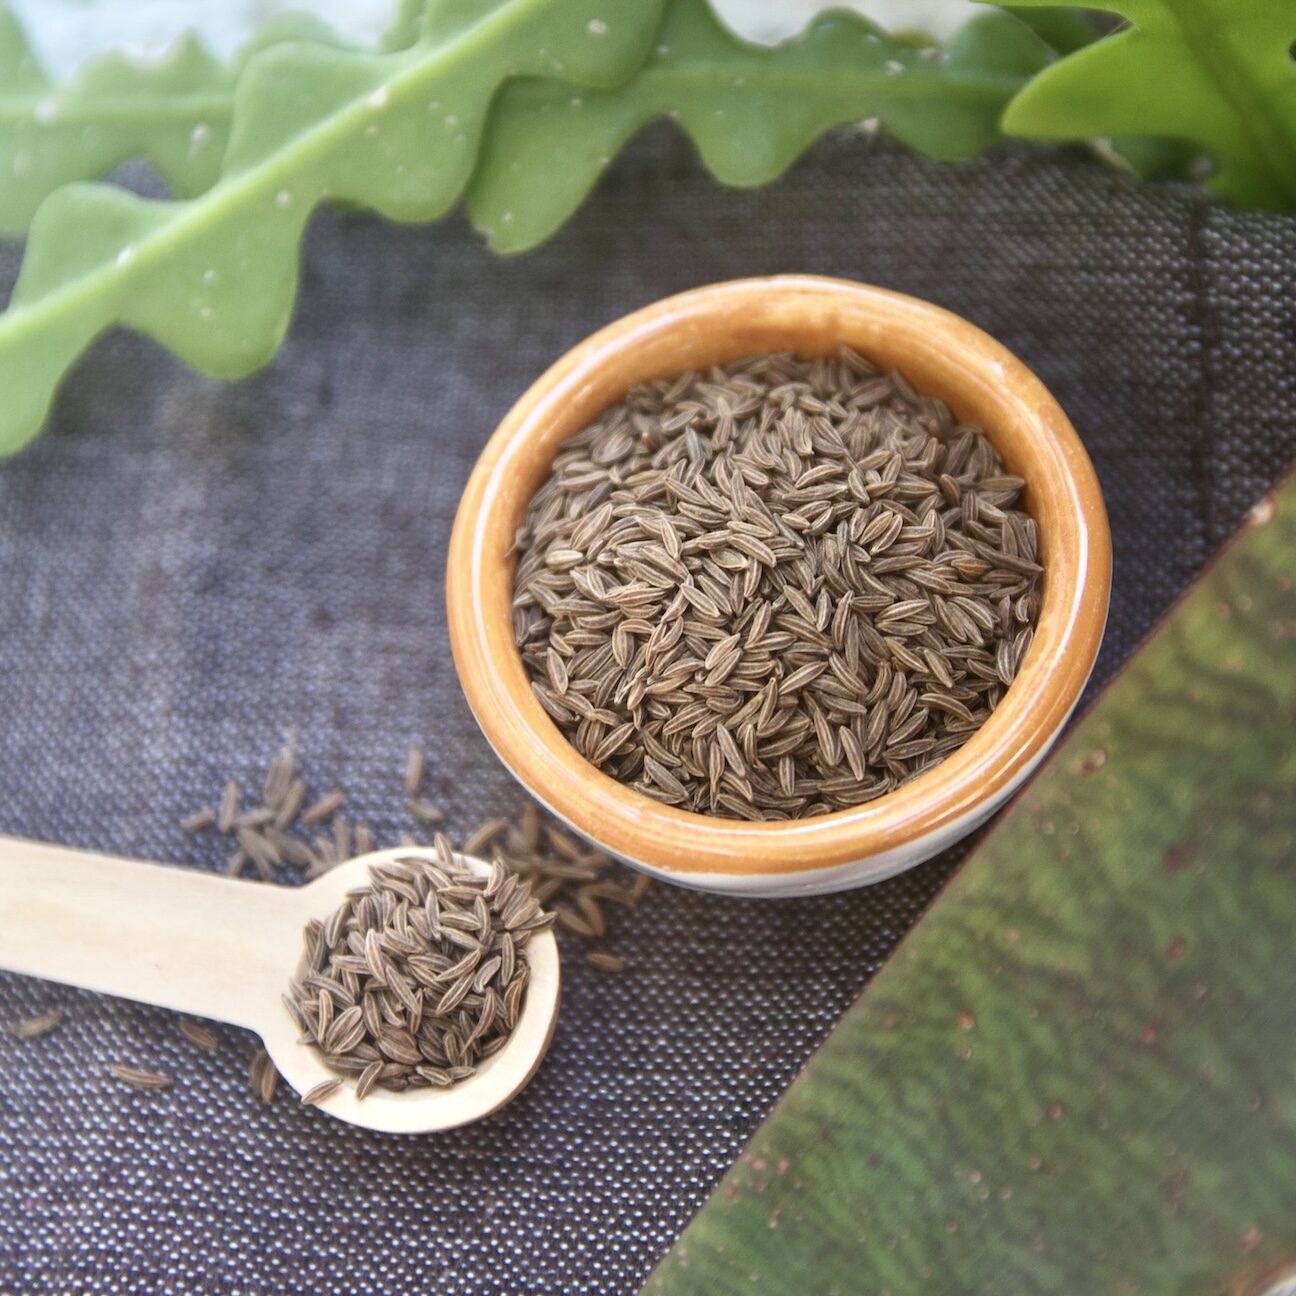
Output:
[285, 842, 554, 1099]
[511, 348, 1041, 820]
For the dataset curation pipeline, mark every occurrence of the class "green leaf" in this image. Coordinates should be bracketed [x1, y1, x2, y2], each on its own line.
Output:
[0, 7, 341, 237]
[0, 0, 666, 455]
[1001, 0, 1296, 210]
[468, 0, 1054, 252]
[380, 0, 433, 50]
[643, 480, 1296, 1294]
[1000, 4, 1099, 55]
[1100, 133, 1205, 181]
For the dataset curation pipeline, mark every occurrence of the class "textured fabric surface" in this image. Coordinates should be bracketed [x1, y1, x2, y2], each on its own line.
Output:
[1, 128, 1293, 1296]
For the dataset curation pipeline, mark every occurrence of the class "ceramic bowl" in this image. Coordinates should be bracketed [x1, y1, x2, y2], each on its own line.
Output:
[447, 276, 1110, 896]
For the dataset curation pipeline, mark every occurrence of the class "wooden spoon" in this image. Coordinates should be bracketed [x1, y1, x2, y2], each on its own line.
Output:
[0, 838, 560, 1132]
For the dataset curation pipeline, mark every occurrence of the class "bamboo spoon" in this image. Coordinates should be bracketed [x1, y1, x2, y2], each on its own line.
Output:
[0, 838, 560, 1132]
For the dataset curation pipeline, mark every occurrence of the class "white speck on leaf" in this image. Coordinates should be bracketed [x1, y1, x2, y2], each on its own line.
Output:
[202, 269, 217, 286]
[502, 211, 513, 223]
[587, 19, 608, 36]
[276, 190, 292, 207]
[885, 60, 905, 76]
[364, 124, 378, 137]
[570, 96, 583, 108]
[12, 149, 30, 176]
[656, 44, 670, 56]
[116, 246, 135, 268]
[199, 305, 213, 320]
[34, 97, 60, 124]
[445, 114, 459, 129]
[368, 86, 390, 109]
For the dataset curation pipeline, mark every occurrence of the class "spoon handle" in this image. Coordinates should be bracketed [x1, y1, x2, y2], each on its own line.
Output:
[0, 835, 301, 1030]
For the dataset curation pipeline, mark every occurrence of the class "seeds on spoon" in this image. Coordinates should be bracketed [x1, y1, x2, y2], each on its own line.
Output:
[301, 1078, 341, 1106]
[288, 854, 553, 1100]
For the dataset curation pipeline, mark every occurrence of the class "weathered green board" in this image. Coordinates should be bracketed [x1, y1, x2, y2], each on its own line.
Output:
[645, 477, 1296, 1296]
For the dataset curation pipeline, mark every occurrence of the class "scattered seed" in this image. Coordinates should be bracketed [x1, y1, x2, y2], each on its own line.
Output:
[250, 1049, 279, 1104]
[273, 777, 307, 830]
[405, 744, 425, 798]
[7, 1007, 64, 1039]
[180, 807, 215, 834]
[302, 788, 345, 825]
[218, 780, 240, 833]
[556, 907, 597, 938]
[178, 1020, 219, 1051]
[333, 814, 351, 862]
[463, 818, 508, 854]
[408, 798, 444, 825]
[109, 1063, 172, 1090]
[263, 745, 296, 809]
[586, 951, 625, 973]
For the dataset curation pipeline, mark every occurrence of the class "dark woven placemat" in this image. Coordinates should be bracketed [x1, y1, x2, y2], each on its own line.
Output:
[1, 127, 1293, 1295]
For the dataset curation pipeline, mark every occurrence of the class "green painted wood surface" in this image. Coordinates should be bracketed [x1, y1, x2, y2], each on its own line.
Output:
[644, 477, 1296, 1296]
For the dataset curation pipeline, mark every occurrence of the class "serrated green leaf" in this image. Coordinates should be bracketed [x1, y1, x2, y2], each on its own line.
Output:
[1001, 0, 1296, 210]
[467, 0, 1054, 253]
[0, 7, 341, 237]
[0, 0, 665, 455]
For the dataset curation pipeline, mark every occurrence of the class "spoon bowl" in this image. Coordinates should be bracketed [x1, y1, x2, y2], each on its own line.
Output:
[0, 837, 561, 1133]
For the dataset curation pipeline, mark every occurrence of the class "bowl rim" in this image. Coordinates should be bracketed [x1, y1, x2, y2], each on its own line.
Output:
[447, 276, 1111, 879]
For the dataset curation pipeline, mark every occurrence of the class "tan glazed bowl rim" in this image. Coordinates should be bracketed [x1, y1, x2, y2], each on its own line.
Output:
[447, 276, 1111, 880]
